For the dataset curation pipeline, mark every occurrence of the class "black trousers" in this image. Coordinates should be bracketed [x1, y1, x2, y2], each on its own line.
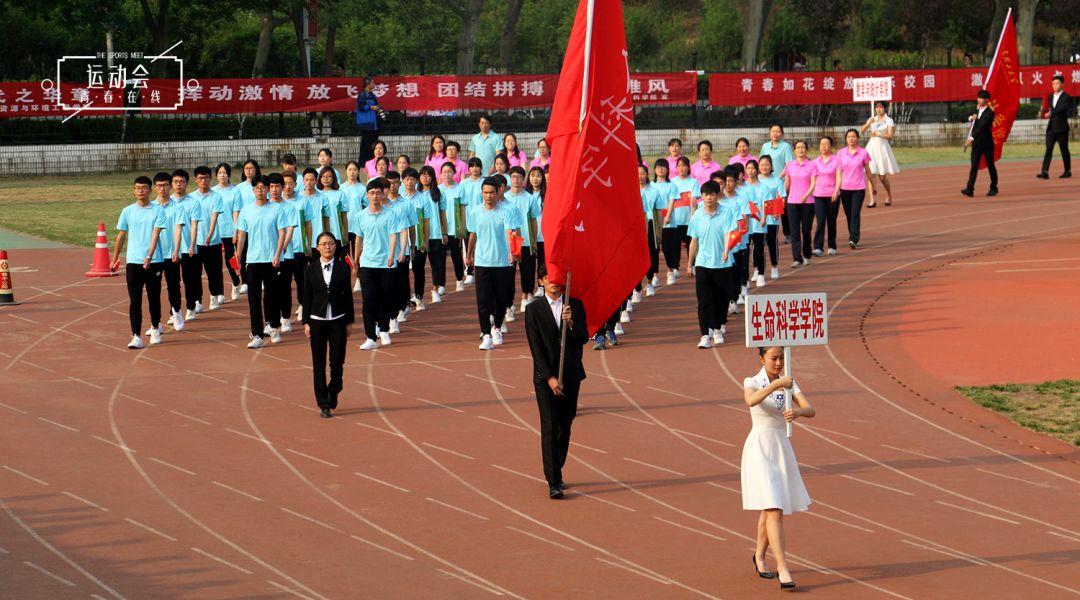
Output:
[839, 189, 865, 245]
[661, 227, 682, 269]
[395, 258, 411, 313]
[358, 129, 378, 164]
[222, 238, 241, 286]
[198, 244, 224, 296]
[595, 309, 620, 335]
[647, 226, 660, 279]
[535, 378, 580, 487]
[534, 241, 546, 278]
[734, 248, 749, 289]
[445, 235, 465, 282]
[786, 203, 814, 262]
[427, 238, 447, 288]
[359, 267, 395, 340]
[518, 246, 535, 294]
[276, 259, 294, 319]
[125, 263, 163, 335]
[750, 233, 766, 276]
[695, 266, 736, 335]
[1042, 130, 1071, 174]
[474, 266, 513, 334]
[966, 143, 998, 191]
[245, 262, 281, 337]
[309, 317, 347, 410]
[813, 196, 840, 251]
[292, 252, 309, 306]
[765, 224, 779, 267]
[412, 247, 427, 297]
[163, 261, 182, 313]
[180, 253, 203, 310]
[780, 204, 791, 238]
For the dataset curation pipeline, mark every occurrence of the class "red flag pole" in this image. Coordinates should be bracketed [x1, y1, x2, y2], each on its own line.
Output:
[557, 271, 571, 387]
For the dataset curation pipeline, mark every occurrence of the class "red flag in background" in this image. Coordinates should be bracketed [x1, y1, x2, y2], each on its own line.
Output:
[543, 0, 649, 334]
[981, 7, 1021, 169]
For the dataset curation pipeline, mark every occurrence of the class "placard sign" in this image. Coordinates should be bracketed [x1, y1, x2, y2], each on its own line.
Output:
[744, 293, 828, 348]
[852, 77, 893, 102]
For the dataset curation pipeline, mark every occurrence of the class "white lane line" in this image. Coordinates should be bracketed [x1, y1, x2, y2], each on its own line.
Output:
[280, 507, 344, 533]
[595, 557, 673, 586]
[804, 510, 875, 533]
[644, 385, 698, 401]
[0, 545, 9, 554]
[354, 421, 402, 437]
[435, 568, 505, 596]
[798, 462, 824, 472]
[68, 377, 105, 390]
[72, 299, 102, 308]
[412, 359, 452, 372]
[425, 497, 489, 521]
[654, 516, 727, 542]
[190, 547, 254, 575]
[350, 535, 415, 561]
[672, 428, 736, 448]
[267, 580, 316, 600]
[148, 457, 196, 476]
[804, 424, 861, 440]
[1047, 531, 1080, 544]
[92, 436, 136, 453]
[38, 417, 79, 432]
[416, 397, 465, 413]
[597, 409, 654, 426]
[0, 401, 28, 414]
[901, 539, 988, 566]
[124, 518, 178, 542]
[840, 474, 914, 496]
[935, 501, 1021, 526]
[61, 491, 109, 512]
[3, 465, 50, 486]
[880, 444, 951, 464]
[706, 482, 741, 494]
[570, 441, 608, 454]
[975, 468, 1054, 489]
[570, 490, 636, 513]
[23, 561, 76, 587]
[285, 449, 340, 468]
[586, 369, 630, 383]
[478, 415, 528, 431]
[225, 428, 274, 445]
[353, 471, 410, 493]
[353, 379, 402, 395]
[7, 314, 40, 324]
[506, 526, 576, 551]
[187, 371, 228, 384]
[997, 266, 1080, 273]
[491, 463, 546, 484]
[465, 373, 514, 388]
[168, 410, 212, 426]
[623, 457, 686, 477]
[20, 361, 56, 373]
[421, 442, 476, 461]
[240, 386, 281, 400]
[118, 393, 155, 407]
[254, 351, 290, 364]
[211, 481, 265, 503]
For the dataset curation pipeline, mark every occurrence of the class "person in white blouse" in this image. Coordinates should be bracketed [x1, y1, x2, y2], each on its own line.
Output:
[860, 101, 900, 207]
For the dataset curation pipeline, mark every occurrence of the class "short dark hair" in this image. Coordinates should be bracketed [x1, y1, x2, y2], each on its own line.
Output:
[701, 180, 721, 195]
[698, 140, 713, 151]
[366, 178, 389, 191]
[536, 262, 549, 281]
[668, 138, 682, 147]
[1052, 75, 1064, 83]
[758, 346, 784, 357]
[386, 170, 401, 181]
[280, 153, 297, 166]
[193, 165, 211, 177]
[134, 175, 152, 186]
[319, 147, 333, 157]
[482, 176, 502, 190]
[252, 175, 270, 187]
[267, 172, 284, 185]
[769, 123, 785, 133]
[467, 157, 484, 169]
[283, 171, 296, 181]
[302, 167, 319, 178]
[446, 140, 461, 151]
[401, 167, 419, 180]
[478, 113, 492, 125]
[508, 166, 526, 178]
[171, 169, 189, 182]
[153, 172, 171, 184]
[723, 165, 742, 180]
[977, 90, 991, 100]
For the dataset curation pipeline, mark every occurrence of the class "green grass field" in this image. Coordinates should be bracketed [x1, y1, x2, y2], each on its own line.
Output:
[0, 144, 1047, 248]
[956, 380, 1080, 447]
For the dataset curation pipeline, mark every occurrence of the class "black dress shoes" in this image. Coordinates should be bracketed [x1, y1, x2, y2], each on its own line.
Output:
[1037, 172, 1050, 179]
[987, 188, 998, 197]
[960, 188, 974, 197]
[320, 408, 332, 418]
[558, 481, 566, 491]
[1062, 172, 1072, 179]
[548, 485, 564, 499]
[329, 392, 339, 410]
[779, 579, 796, 590]
[752, 554, 775, 579]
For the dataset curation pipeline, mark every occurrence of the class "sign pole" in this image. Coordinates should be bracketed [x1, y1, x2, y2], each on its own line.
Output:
[557, 271, 571, 387]
[784, 346, 793, 438]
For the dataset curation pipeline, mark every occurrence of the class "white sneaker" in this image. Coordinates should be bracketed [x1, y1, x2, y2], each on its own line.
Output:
[651, 276, 660, 288]
[353, 279, 362, 292]
[812, 249, 824, 257]
[431, 290, 442, 304]
[614, 323, 625, 335]
[231, 286, 241, 301]
[395, 310, 407, 323]
[505, 308, 516, 322]
[464, 274, 475, 285]
[414, 300, 426, 312]
[437, 286, 446, 296]
[645, 284, 656, 297]
[728, 302, 736, 315]
[500, 323, 508, 334]
[167, 314, 176, 325]
[673, 268, 681, 279]
[791, 261, 802, 269]
[534, 287, 544, 298]
[149, 328, 163, 345]
[172, 310, 185, 332]
[737, 293, 746, 305]
[185, 309, 197, 321]
[625, 300, 634, 313]
[389, 319, 400, 334]
[620, 310, 631, 323]
[720, 325, 727, 335]
[296, 304, 304, 319]
[520, 299, 529, 313]
[145, 324, 161, 336]
[631, 290, 642, 304]
[194, 300, 205, 314]
[456, 280, 465, 292]
[280, 319, 293, 333]
[269, 329, 282, 344]
[264, 323, 273, 336]
[208, 297, 221, 311]
[127, 335, 144, 349]
[491, 326, 504, 346]
[756, 274, 767, 288]
[771, 267, 780, 279]
[827, 248, 837, 256]
[711, 329, 724, 345]
[697, 335, 711, 349]
[238, 284, 249, 295]
[247, 336, 264, 349]
[666, 272, 676, 286]
[479, 334, 494, 350]
[379, 332, 392, 346]
[360, 338, 378, 350]
[732, 302, 740, 314]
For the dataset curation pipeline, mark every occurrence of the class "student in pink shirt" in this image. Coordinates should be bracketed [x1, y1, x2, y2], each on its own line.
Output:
[424, 135, 447, 171]
[781, 140, 817, 268]
[529, 138, 552, 171]
[690, 140, 723, 184]
[728, 137, 759, 171]
[665, 138, 684, 174]
[443, 141, 468, 182]
[811, 136, 842, 256]
[503, 133, 528, 168]
[364, 140, 388, 179]
[837, 129, 875, 250]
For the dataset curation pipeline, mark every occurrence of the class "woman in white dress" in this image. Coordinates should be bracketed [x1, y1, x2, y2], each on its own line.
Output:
[860, 101, 900, 207]
[741, 346, 815, 590]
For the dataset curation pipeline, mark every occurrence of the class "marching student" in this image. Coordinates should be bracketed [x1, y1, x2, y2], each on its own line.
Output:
[395, 154, 411, 176]
[525, 166, 548, 292]
[721, 166, 752, 309]
[688, 180, 739, 349]
[459, 158, 486, 285]
[729, 137, 759, 170]
[373, 155, 392, 181]
[283, 171, 314, 319]
[385, 170, 414, 330]
[172, 169, 207, 320]
[637, 164, 664, 299]
[811, 136, 842, 257]
[234, 175, 289, 349]
[505, 166, 542, 312]
[1038, 75, 1072, 179]
[439, 162, 467, 291]
[759, 124, 794, 242]
[400, 168, 430, 311]
[757, 156, 784, 279]
[424, 135, 447, 171]
[213, 163, 245, 299]
[492, 153, 512, 186]
[444, 141, 468, 182]
[299, 167, 327, 257]
[740, 160, 770, 288]
[662, 156, 701, 285]
[236, 159, 261, 206]
[152, 172, 186, 332]
[417, 165, 450, 304]
[961, 91, 998, 197]
[317, 147, 344, 184]
[267, 173, 299, 334]
[651, 159, 674, 288]
[782, 140, 817, 268]
[837, 129, 875, 250]
[691, 140, 722, 184]
[191, 166, 225, 310]
[504, 133, 528, 169]
[318, 167, 350, 258]
[365, 140, 389, 179]
[665, 138, 684, 174]
[341, 161, 366, 276]
[353, 179, 403, 349]
[111, 176, 167, 349]
[468, 113, 503, 175]
[280, 154, 302, 195]
[467, 177, 522, 350]
[303, 232, 356, 418]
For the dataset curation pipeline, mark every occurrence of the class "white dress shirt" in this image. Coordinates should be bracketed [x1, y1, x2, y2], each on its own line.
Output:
[309, 258, 343, 321]
[547, 293, 564, 327]
[1052, 91, 1062, 109]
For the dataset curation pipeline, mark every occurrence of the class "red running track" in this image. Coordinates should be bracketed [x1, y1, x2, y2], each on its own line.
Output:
[1, 160, 1078, 599]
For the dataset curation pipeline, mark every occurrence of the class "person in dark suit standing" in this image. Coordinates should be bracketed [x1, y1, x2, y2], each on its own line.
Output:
[962, 90, 998, 197]
[525, 264, 589, 499]
[1038, 75, 1072, 179]
[303, 232, 356, 418]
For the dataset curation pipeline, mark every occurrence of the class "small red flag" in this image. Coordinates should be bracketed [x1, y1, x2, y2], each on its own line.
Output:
[508, 231, 523, 258]
[725, 229, 742, 252]
[228, 255, 239, 271]
[748, 199, 764, 223]
[981, 8, 1021, 169]
[765, 193, 785, 218]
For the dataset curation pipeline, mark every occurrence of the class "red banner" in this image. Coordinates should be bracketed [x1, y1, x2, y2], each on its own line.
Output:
[709, 64, 1079, 106]
[0, 72, 696, 118]
[982, 8, 1021, 167]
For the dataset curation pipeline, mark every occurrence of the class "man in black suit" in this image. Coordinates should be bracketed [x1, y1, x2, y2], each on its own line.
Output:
[962, 89, 998, 197]
[1038, 75, 1072, 179]
[525, 264, 589, 499]
[303, 232, 356, 418]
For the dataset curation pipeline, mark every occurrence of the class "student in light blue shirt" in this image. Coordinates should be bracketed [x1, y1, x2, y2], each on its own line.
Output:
[299, 167, 327, 257]
[468, 114, 503, 175]
[638, 164, 665, 297]
[192, 165, 226, 309]
[525, 166, 548, 294]
[236, 159, 261, 206]
[355, 179, 404, 347]
[417, 166, 450, 304]
[467, 177, 522, 349]
[235, 175, 289, 347]
[268, 172, 300, 332]
[741, 159, 772, 287]
[171, 169, 207, 318]
[662, 157, 701, 282]
[505, 166, 542, 308]
[384, 171, 413, 324]
[757, 155, 784, 280]
[152, 172, 187, 328]
[688, 179, 739, 349]
[283, 171, 314, 316]
[213, 162, 245, 297]
[112, 175, 167, 347]
[399, 168, 430, 308]
[439, 162, 467, 290]
[759, 124, 795, 241]
[318, 166, 349, 259]
[341, 160, 367, 269]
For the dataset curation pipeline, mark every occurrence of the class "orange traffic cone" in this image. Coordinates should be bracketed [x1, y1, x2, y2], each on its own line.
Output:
[86, 222, 118, 277]
[0, 250, 20, 306]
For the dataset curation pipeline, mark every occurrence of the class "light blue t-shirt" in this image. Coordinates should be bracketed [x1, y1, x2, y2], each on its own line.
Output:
[758, 175, 786, 226]
[192, 189, 225, 246]
[357, 206, 405, 269]
[117, 202, 167, 264]
[320, 188, 349, 242]
[505, 189, 541, 247]
[467, 202, 522, 267]
[283, 196, 312, 253]
[341, 181, 366, 211]
[173, 195, 206, 255]
[154, 199, 185, 259]
[468, 131, 503, 174]
[667, 176, 701, 227]
[459, 177, 485, 208]
[759, 140, 794, 180]
[720, 193, 751, 251]
[212, 184, 240, 239]
[272, 200, 301, 256]
[531, 191, 544, 243]
[299, 191, 327, 248]
[641, 185, 664, 221]
[417, 188, 446, 241]
[236, 180, 256, 206]
[439, 183, 463, 238]
[738, 181, 768, 235]
[688, 206, 738, 269]
[236, 201, 287, 264]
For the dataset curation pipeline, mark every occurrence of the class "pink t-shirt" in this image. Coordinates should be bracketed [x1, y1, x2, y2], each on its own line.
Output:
[530, 156, 551, 170]
[423, 152, 447, 171]
[728, 153, 759, 168]
[782, 159, 818, 204]
[506, 149, 528, 168]
[690, 159, 722, 184]
[365, 158, 384, 179]
[665, 154, 684, 174]
[838, 146, 872, 190]
[812, 154, 840, 197]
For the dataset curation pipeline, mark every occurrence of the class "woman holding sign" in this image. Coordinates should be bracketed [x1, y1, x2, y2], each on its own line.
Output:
[742, 346, 815, 590]
[860, 101, 899, 207]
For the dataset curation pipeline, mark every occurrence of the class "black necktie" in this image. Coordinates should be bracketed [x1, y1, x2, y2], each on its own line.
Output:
[324, 263, 331, 272]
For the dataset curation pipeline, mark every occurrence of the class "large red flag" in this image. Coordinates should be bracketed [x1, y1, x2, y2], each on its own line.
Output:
[980, 7, 1021, 169]
[543, 0, 650, 334]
